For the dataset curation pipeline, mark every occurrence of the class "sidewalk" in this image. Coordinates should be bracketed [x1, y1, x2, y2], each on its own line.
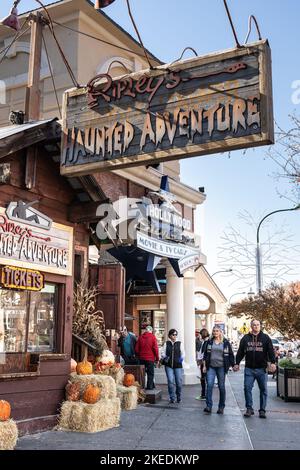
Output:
[16, 372, 251, 450]
[16, 369, 300, 450]
[229, 369, 300, 450]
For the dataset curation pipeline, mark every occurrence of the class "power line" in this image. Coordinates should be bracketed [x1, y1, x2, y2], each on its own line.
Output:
[0, 24, 31, 66]
[52, 20, 158, 65]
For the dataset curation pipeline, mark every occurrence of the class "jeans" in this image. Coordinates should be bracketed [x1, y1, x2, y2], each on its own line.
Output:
[165, 366, 183, 401]
[244, 367, 268, 411]
[206, 366, 226, 410]
[139, 360, 155, 389]
[200, 363, 207, 397]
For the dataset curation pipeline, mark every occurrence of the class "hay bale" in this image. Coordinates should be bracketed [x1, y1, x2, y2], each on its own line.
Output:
[69, 373, 116, 399]
[110, 367, 124, 385]
[57, 398, 121, 433]
[117, 385, 138, 410]
[0, 419, 18, 450]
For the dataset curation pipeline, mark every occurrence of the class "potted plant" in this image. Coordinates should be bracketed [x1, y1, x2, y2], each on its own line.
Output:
[277, 357, 300, 402]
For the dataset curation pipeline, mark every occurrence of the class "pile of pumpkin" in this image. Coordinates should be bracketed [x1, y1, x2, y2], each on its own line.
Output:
[0, 400, 18, 450]
[71, 350, 123, 382]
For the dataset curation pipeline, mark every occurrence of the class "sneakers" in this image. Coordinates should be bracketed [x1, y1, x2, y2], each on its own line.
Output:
[176, 398, 181, 403]
[217, 408, 224, 414]
[169, 399, 175, 404]
[259, 410, 266, 419]
[200, 396, 206, 400]
[203, 407, 212, 414]
[244, 408, 254, 417]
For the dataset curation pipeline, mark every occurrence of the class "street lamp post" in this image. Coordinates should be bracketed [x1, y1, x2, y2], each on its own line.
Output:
[211, 269, 233, 277]
[256, 204, 300, 294]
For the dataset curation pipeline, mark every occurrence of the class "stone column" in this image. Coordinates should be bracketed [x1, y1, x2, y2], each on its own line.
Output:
[183, 269, 199, 384]
[166, 265, 184, 341]
[155, 264, 184, 385]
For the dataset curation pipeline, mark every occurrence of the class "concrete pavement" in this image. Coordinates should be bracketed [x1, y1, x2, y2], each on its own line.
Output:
[16, 369, 300, 450]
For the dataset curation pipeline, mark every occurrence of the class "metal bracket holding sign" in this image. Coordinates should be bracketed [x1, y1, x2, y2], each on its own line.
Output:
[61, 40, 274, 177]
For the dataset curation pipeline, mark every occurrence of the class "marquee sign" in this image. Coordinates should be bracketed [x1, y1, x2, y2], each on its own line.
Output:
[0, 204, 73, 276]
[1, 266, 44, 291]
[61, 40, 273, 176]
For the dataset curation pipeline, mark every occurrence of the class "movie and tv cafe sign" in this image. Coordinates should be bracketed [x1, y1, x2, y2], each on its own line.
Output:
[61, 40, 273, 176]
[0, 202, 73, 276]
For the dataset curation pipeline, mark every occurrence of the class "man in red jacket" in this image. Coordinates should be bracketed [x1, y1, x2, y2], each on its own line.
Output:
[135, 325, 159, 390]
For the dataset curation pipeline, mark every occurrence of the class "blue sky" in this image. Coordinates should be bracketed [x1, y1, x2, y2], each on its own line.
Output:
[1, 0, 300, 298]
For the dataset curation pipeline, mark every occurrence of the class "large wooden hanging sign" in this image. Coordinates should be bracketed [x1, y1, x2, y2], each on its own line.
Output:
[61, 40, 274, 176]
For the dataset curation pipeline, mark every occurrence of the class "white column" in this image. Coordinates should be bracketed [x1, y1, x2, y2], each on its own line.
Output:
[155, 264, 184, 385]
[183, 270, 199, 384]
[166, 265, 184, 341]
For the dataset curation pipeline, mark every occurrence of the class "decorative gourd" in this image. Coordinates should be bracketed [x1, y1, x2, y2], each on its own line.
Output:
[123, 373, 135, 387]
[97, 349, 115, 366]
[83, 384, 101, 404]
[0, 400, 11, 421]
[65, 382, 80, 402]
[70, 358, 77, 373]
[76, 359, 93, 375]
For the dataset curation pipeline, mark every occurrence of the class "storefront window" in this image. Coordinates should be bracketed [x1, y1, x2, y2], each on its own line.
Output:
[0, 284, 57, 354]
[27, 285, 56, 353]
[0, 290, 27, 352]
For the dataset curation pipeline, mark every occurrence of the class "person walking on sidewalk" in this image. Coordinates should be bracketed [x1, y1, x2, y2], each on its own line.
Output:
[117, 326, 137, 365]
[203, 326, 235, 414]
[161, 329, 185, 404]
[196, 328, 210, 400]
[234, 319, 276, 419]
[135, 325, 159, 390]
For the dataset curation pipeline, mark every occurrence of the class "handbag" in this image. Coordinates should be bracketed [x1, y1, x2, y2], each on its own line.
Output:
[160, 356, 169, 366]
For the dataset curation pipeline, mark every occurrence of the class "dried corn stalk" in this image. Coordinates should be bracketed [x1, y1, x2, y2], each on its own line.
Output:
[73, 281, 108, 355]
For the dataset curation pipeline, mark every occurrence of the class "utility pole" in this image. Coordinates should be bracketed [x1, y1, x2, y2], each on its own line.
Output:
[24, 11, 47, 189]
[25, 12, 45, 121]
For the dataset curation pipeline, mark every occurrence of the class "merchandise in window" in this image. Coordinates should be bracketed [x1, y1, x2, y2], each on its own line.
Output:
[0, 284, 57, 353]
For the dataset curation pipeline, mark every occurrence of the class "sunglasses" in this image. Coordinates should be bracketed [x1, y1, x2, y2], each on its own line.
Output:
[171, 333, 177, 336]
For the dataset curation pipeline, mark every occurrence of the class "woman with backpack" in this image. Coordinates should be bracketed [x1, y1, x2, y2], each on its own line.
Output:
[202, 325, 235, 414]
[160, 329, 185, 404]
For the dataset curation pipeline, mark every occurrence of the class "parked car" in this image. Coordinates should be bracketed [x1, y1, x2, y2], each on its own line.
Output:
[271, 338, 285, 356]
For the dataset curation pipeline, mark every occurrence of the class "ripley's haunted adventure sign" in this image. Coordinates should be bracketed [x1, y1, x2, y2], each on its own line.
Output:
[61, 40, 274, 176]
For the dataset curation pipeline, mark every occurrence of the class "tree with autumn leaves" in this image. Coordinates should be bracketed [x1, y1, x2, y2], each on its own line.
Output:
[227, 282, 300, 339]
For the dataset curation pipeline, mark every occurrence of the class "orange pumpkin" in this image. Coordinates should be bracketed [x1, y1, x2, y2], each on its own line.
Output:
[123, 373, 135, 387]
[76, 360, 93, 375]
[0, 400, 11, 422]
[65, 382, 80, 402]
[70, 358, 77, 373]
[83, 384, 101, 404]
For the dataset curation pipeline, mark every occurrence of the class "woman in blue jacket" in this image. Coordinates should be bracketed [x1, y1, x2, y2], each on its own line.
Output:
[203, 326, 235, 414]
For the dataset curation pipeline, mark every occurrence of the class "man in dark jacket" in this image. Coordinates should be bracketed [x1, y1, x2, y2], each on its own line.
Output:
[234, 319, 276, 418]
[117, 327, 137, 365]
[135, 326, 159, 390]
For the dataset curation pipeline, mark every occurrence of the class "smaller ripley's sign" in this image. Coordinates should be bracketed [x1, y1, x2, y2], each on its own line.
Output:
[0, 204, 73, 276]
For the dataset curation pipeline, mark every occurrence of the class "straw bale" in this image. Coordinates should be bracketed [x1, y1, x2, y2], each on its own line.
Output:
[0, 419, 18, 450]
[117, 385, 138, 410]
[57, 398, 121, 433]
[110, 367, 124, 385]
[69, 373, 116, 399]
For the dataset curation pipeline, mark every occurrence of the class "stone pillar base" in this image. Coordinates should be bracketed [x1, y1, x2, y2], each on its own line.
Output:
[182, 364, 200, 385]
